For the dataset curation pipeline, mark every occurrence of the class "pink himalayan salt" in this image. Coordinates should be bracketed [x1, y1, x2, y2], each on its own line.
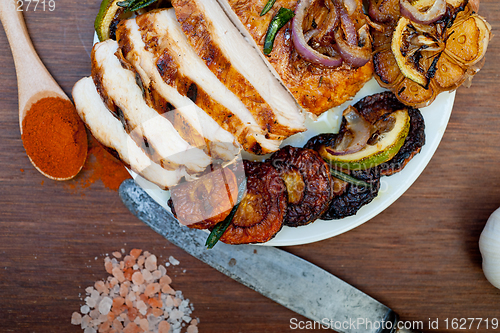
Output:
[112, 267, 125, 283]
[71, 312, 82, 325]
[161, 284, 175, 295]
[123, 322, 140, 333]
[145, 254, 157, 271]
[131, 271, 144, 285]
[158, 321, 170, 333]
[144, 283, 160, 298]
[112, 252, 122, 259]
[187, 324, 199, 333]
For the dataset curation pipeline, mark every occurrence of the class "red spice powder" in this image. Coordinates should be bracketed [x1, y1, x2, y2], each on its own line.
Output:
[67, 136, 131, 192]
[21, 97, 87, 179]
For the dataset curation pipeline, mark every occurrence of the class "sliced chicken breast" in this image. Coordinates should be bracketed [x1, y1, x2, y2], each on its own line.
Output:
[215, 0, 374, 116]
[116, 10, 282, 155]
[170, 0, 306, 136]
[91, 40, 211, 173]
[72, 77, 189, 189]
[116, 16, 241, 161]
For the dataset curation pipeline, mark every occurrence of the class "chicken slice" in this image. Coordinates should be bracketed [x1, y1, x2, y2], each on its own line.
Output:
[215, 0, 374, 116]
[72, 77, 189, 190]
[170, 0, 306, 137]
[115, 16, 241, 162]
[116, 10, 281, 155]
[91, 40, 211, 173]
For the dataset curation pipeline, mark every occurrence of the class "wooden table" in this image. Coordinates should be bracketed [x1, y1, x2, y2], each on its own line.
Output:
[1, 1, 499, 332]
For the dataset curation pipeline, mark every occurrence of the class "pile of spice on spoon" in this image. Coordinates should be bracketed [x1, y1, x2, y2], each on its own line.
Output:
[71, 249, 199, 333]
[21, 96, 87, 180]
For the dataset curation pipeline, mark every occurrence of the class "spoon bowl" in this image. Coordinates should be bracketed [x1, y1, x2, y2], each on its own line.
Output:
[0, 0, 87, 181]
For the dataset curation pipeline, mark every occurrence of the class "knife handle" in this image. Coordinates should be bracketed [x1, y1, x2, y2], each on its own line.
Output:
[377, 310, 423, 333]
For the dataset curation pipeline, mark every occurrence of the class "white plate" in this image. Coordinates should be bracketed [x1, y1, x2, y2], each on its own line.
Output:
[128, 77, 454, 246]
[94, 28, 454, 246]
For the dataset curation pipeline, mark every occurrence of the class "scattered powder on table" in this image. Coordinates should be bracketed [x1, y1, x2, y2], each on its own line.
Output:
[66, 137, 131, 192]
[71, 249, 198, 333]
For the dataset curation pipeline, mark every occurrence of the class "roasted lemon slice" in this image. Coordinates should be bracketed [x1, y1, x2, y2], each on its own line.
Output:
[320, 109, 411, 170]
[372, 0, 491, 107]
[95, 0, 124, 41]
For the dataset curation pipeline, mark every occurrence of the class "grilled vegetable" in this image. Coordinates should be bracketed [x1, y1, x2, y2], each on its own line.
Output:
[95, 0, 124, 41]
[269, 146, 333, 227]
[320, 108, 410, 170]
[218, 161, 287, 245]
[371, 0, 491, 107]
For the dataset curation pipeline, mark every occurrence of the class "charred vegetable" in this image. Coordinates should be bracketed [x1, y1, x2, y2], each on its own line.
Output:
[371, 0, 491, 107]
[168, 166, 238, 230]
[218, 161, 287, 245]
[269, 146, 333, 227]
[95, 0, 125, 41]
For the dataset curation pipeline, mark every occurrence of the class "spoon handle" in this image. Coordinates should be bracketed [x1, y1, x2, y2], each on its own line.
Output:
[0, 0, 67, 129]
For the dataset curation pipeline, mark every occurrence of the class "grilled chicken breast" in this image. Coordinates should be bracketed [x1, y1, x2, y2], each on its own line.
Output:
[171, 0, 306, 137]
[215, 0, 374, 116]
[116, 16, 242, 162]
[73, 77, 190, 189]
[92, 40, 212, 173]
[117, 9, 284, 155]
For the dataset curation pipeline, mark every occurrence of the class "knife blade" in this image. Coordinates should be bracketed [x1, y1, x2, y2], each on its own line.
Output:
[119, 179, 420, 333]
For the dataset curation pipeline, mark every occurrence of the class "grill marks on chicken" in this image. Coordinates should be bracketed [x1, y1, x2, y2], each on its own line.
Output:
[116, 17, 242, 161]
[215, 0, 374, 116]
[92, 40, 212, 174]
[171, 0, 305, 137]
[73, 77, 190, 189]
[118, 10, 282, 155]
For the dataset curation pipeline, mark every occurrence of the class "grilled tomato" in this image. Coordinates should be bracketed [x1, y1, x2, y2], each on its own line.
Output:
[168, 165, 238, 230]
[219, 161, 287, 245]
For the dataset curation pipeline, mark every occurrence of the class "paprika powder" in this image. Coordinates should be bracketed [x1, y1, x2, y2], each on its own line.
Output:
[21, 97, 87, 180]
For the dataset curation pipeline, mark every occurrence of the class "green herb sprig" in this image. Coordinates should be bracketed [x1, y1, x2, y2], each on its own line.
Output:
[260, 0, 276, 16]
[205, 179, 247, 249]
[117, 0, 157, 12]
[263, 7, 295, 55]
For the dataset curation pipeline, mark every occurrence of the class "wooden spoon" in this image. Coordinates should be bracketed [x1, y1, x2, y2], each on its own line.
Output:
[0, 0, 87, 180]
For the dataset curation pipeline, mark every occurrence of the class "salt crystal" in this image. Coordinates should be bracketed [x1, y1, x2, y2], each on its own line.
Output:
[83, 327, 96, 333]
[119, 283, 129, 297]
[134, 316, 142, 325]
[170, 309, 183, 321]
[80, 305, 90, 314]
[131, 271, 144, 285]
[81, 314, 91, 329]
[173, 298, 182, 307]
[159, 275, 172, 286]
[182, 316, 192, 323]
[152, 269, 162, 281]
[127, 291, 137, 302]
[123, 322, 140, 333]
[112, 251, 122, 259]
[86, 297, 97, 309]
[158, 321, 170, 333]
[71, 312, 82, 325]
[169, 256, 180, 266]
[90, 308, 100, 319]
[85, 287, 94, 294]
[112, 267, 126, 283]
[137, 256, 145, 267]
[136, 300, 148, 315]
[144, 283, 160, 298]
[139, 318, 149, 331]
[95, 281, 107, 294]
[121, 248, 126, 254]
[133, 264, 139, 270]
[144, 251, 151, 257]
[187, 324, 198, 333]
[99, 297, 113, 315]
[161, 284, 175, 295]
[142, 269, 153, 283]
[159, 265, 167, 276]
[165, 295, 175, 307]
[191, 319, 198, 325]
[145, 254, 157, 271]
